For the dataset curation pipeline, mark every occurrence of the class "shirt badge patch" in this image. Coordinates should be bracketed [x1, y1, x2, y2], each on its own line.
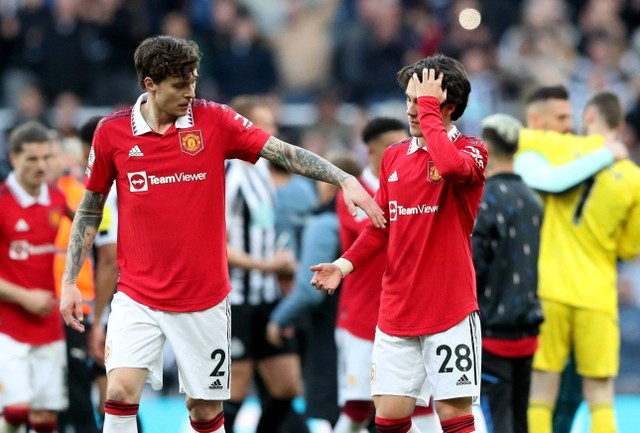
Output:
[179, 130, 204, 156]
[49, 209, 62, 228]
[427, 160, 443, 184]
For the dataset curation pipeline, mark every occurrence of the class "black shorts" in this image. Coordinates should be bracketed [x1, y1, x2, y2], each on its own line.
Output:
[230, 302, 297, 361]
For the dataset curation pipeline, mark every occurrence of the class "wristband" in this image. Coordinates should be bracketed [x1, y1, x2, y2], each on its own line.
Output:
[333, 258, 354, 277]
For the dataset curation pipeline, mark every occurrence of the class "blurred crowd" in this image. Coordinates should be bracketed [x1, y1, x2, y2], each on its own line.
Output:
[1, 0, 640, 400]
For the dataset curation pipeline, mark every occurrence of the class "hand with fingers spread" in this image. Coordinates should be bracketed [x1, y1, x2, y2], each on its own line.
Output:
[310, 263, 343, 295]
[413, 68, 448, 104]
[59, 281, 86, 332]
[342, 176, 386, 229]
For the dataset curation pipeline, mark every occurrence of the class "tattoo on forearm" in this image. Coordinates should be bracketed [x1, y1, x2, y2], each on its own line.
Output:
[260, 137, 350, 185]
[62, 191, 106, 284]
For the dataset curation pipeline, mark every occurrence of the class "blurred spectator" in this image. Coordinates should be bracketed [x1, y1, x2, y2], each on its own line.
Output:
[269, 0, 339, 99]
[333, 0, 415, 104]
[206, 4, 278, 102]
[498, 0, 578, 90]
[303, 90, 354, 154]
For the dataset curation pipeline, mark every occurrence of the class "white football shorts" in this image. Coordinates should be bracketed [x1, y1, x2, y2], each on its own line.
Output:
[370, 312, 481, 405]
[335, 327, 375, 406]
[0, 334, 68, 410]
[105, 292, 231, 400]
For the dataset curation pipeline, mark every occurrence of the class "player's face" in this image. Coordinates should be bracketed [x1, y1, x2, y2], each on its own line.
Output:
[405, 80, 423, 138]
[10, 142, 51, 192]
[154, 70, 198, 118]
[250, 105, 278, 135]
[539, 99, 574, 133]
[405, 80, 448, 139]
[369, 130, 407, 171]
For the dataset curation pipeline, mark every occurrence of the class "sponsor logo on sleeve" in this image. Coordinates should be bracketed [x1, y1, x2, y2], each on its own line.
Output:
[461, 146, 484, 168]
[179, 130, 204, 156]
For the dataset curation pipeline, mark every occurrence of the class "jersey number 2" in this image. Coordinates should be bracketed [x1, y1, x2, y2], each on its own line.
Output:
[210, 349, 226, 377]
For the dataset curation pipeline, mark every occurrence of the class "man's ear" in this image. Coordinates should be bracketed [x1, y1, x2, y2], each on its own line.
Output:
[526, 111, 539, 129]
[441, 103, 456, 119]
[143, 77, 155, 93]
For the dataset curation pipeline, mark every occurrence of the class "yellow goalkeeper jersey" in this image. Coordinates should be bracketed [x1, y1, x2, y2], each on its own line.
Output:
[518, 129, 640, 315]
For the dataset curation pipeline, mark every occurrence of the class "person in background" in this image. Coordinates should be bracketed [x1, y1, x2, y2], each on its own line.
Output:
[472, 113, 543, 433]
[515, 85, 629, 433]
[0, 121, 69, 433]
[522, 91, 640, 433]
[268, 153, 364, 431]
[224, 95, 308, 433]
[47, 131, 101, 433]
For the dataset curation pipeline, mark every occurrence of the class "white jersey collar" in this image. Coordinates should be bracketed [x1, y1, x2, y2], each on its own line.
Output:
[6, 172, 50, 208]
[131, 93, 194, 136]
[407, 125, 461, 155]
[361, 166, 379, 191]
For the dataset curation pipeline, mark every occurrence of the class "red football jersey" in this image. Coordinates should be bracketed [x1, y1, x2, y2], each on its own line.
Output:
[336, 168, 385, 341]
[0, 175, 66, 344]
[343, 97, 488, 337]
[85, 95, 270, 312]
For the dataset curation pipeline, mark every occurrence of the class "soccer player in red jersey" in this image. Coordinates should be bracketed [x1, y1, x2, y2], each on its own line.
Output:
[58, 35, 384, 433]
[0, 121, 69, 433]
[334, 117, 439, 433]
[312, 55, 488, 433]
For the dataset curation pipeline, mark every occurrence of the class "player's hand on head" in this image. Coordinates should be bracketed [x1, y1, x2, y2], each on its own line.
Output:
[21, 288, 56, 317]
[413, 68, 447, 104]
[342, 177, 386, 228]
[59, 282, 86, 333]
[309, 263, 342, 295]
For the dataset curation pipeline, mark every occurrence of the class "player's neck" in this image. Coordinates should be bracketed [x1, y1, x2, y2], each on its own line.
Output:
[17, 176, 42, 198]
[487, 158, 513, 176]
[140, 101, 176, 135]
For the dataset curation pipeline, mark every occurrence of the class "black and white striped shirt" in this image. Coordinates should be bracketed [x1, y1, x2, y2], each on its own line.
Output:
[225, 159, 279, 305]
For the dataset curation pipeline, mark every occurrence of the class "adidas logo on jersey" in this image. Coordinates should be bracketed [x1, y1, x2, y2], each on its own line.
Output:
[128, 145, 144, 157]
[388, 171, 399, 182]
[209, 379, 223, 390]
[14, 218, 30, 232]
[456, 374, 472, 386]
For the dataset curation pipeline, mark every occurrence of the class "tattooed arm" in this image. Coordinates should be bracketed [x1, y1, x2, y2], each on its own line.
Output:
[260, 137, 386, 228]
[59, 190, 107, 332]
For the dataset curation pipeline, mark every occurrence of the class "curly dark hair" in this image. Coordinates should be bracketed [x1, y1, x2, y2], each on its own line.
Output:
[134, 35, 202, 89]
[396, 54, 471, 121]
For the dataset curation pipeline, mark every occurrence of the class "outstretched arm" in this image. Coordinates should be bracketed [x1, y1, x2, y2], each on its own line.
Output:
[60, 190, 107, 332]
[260, 137, 386, 228]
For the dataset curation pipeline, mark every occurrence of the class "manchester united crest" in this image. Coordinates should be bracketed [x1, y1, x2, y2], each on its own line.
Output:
[427, 160, 443, 184]
[179, 130, 204, 156]
[49, 208, 62, 228]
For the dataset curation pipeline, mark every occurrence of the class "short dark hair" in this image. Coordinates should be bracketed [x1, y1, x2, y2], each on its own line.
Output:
[525, 85, 569, 106]
[327, 153, 362, 178]
[362, 117, 406, 145]
[79, 116, 103, 147]
[585, 91, 622, 130]
[396, 54, 471, 121]
[134, 35, 202, 89]
[8, 121, 50, 154]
